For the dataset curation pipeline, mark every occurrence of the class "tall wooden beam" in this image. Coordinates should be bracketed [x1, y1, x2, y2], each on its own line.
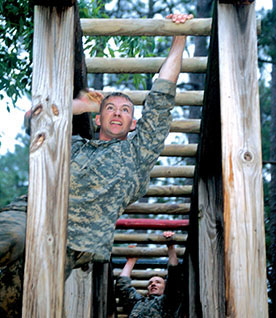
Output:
[191, 3, 224, 316]
[218, 1, 268, 317]
[22, 5, 74, 318]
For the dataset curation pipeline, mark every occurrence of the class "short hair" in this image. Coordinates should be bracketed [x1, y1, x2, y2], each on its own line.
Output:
[100, 92, 135, 116]
[148, 275, 166, 286]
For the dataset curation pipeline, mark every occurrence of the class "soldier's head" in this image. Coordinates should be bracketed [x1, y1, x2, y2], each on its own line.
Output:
[95, 92, 136, 141]
[147, 275, 166, 296]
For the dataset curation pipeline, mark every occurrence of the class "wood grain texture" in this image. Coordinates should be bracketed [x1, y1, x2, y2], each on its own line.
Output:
[22, 6, 74, 318]
[86, 57, 207, 74]
[145, 185, 192, 197]
[112, 247, 185, 257]
[124, 202, 190, 215]
[150, 165, 195, 178]
[81, 18, 212, 36]
[64, 268, 92, 318]
[114, 233, 187, 244]
[170, 120, 201, 133]
[218, 2, 268, 317]
[161, 144, 198, 157]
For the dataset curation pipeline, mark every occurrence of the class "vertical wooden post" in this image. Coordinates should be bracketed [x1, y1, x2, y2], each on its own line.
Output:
[218, 1, 268, 317]
[22, 5, 74, 318]
[195, 3, 225, 316]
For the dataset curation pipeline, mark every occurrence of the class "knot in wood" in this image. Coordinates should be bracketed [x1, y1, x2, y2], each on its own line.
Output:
[36, 133, 45, 147]
[47, 234, 54, 245]
[51, 104, 59, 116]
[33, 104, 43, 116]
[243, 151, 253, 162]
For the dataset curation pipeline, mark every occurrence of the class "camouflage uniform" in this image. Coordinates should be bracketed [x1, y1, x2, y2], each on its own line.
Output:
[67, 78, 176, 261]
[0, 195, 27, 318]
[0, 78, 175, 316]
[116, 265, 182, 318]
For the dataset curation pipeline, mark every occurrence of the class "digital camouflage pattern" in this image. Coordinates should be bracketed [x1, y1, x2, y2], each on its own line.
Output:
[0, 78, 175, 316]
[0, 195, 27, 318]
[116, 264, 182, 318]
[68, 78, 176, 261]
[0, 195, 27, 268]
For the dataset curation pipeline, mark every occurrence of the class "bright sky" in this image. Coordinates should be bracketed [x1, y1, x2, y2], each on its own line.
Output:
[0, 0, 272, 155]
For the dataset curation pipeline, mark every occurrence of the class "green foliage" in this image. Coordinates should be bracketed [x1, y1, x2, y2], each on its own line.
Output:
[258, 8, 276, 62]
[0, 133, 29, 208]
[0, 0, 34, 109]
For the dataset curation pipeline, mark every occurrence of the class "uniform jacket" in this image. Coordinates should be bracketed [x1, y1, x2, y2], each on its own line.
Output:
[67, 78, 176, 261]
[116, 264, 182, 318]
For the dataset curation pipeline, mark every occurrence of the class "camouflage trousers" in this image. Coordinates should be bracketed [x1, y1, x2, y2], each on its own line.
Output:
[0, 195, 97, 318]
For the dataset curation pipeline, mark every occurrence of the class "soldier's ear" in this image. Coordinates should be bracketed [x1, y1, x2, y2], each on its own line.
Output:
[95, 114, 101, 126]
[130, 119, 136, 131]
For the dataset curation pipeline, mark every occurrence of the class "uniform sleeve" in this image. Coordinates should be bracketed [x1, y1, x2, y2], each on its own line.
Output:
[131, 78, 176, 172]
[163, 264, 183, 312]
[70, 135, 88, 160]
[115, 276, 143, 313]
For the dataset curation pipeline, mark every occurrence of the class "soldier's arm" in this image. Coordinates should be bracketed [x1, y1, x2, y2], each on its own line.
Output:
[120, 257, 138, 278]
[159, 13, 193, 83]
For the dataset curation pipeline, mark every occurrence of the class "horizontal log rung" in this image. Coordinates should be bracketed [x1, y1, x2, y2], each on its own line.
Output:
[86, 57, 207, 74]
[96, 90, 203, 106]
[145, 185, 192, 197]
[161, 144, 198, 157]
[170, 120, 200, 133]
[113, 269, 168, 278]
[112, 246, 185, 257]
[92, 119, 201, 134]
[112, 258, 169, 269]
[81, 18, 212, 36]
[115, 218, 189, 230]
[150, 165, 195, 178]
[114, 233, 187, 244]
[124, 202, 190, 215]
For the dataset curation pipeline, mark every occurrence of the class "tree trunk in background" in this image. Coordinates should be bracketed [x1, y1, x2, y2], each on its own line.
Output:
[189, 0, 213, 146]
[269, 1, 276, 316]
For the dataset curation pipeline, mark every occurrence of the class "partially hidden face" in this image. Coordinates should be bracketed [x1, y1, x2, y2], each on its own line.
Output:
[147, 276, 166, 296]
[95, 96, 136, 141]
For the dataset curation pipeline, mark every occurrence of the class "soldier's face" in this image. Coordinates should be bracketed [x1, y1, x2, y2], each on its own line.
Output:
[95, 96, 136, 141]
[147, 276, 165, 296]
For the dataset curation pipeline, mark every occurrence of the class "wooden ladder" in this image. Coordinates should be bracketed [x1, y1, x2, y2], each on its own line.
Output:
[64, 15, 209, 318]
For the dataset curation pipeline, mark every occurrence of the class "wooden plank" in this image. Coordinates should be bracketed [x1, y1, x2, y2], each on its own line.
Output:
[145, 185, 192, 197]
[124, 202, 190, 215]
[22, 6, 74, 318]
[99, 90, 204, 106]
[218, 2, 268, 317]
[86, 57, 207, 74]
[64, 267, 92, 318]
[81, 18, 212, 36]
[115, 218, 189, 230]
[161, 144, 198, 157]
[150, 165, 195, 178]
[114, 233, 187, 244]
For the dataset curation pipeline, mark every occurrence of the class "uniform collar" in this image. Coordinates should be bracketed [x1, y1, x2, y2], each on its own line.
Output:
[89, 138, 120, 147]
